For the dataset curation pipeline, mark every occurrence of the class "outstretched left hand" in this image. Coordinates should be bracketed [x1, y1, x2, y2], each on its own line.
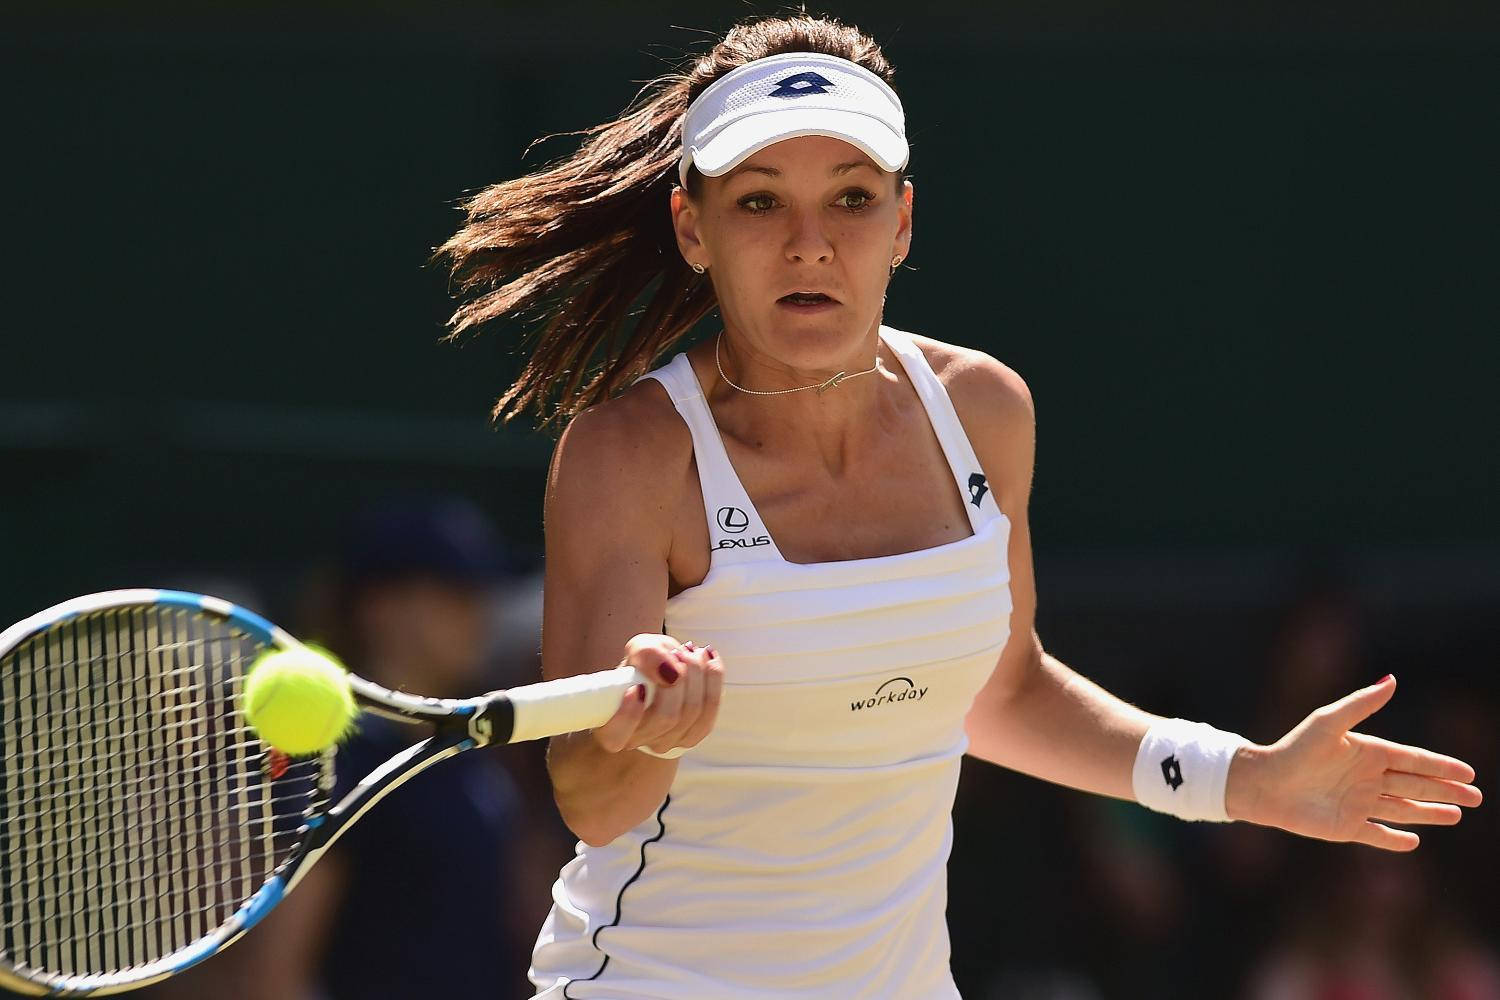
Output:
[1225, 674, 1483, 851]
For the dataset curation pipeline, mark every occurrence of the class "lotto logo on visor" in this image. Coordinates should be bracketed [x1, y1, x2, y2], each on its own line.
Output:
[769, 71, 834, 98]
[679, 52, 909, 186]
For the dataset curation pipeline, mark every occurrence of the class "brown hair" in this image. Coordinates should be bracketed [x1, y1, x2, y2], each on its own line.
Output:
[433, 13, 901, 429]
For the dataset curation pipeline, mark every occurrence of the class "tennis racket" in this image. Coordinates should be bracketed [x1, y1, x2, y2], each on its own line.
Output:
[0, 588, 653, 996]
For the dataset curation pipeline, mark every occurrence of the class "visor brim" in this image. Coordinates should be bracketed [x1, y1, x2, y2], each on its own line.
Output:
[684, 108, 908, 184]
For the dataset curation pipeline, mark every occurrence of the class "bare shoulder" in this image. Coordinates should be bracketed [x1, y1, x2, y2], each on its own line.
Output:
[552, 377, 691, 477]
[902, 331, 1035, 510]
[546, 376, 694, 547]
[904, 332, 1034, 430]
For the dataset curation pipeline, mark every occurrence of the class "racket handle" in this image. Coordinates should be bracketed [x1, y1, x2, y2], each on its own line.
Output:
[502, 665, 656, 743]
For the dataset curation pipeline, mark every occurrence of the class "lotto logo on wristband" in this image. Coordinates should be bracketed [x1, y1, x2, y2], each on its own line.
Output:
[1161, 754, 1184, 791]
[1133, 719, 1248, 823]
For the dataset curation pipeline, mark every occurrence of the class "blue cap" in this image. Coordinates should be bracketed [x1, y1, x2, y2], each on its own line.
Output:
[338, 495, 511, 586]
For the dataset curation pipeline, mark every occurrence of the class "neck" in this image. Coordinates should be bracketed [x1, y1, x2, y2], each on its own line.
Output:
[704, 318, 898, 447]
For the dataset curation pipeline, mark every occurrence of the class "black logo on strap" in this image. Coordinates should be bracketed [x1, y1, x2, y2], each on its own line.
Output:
[1161, 754, 1184, 791]
[769, 72, 834, 98]
[967, 473, 989, 508]
[716, 506, 749, 534]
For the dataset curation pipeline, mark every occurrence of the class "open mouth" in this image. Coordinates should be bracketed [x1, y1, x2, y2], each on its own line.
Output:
[778, 292, 836, 306]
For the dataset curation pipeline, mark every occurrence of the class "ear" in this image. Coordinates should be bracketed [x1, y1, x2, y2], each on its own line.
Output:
[894, 178, 914, 261]
[671, 185, 707, 269]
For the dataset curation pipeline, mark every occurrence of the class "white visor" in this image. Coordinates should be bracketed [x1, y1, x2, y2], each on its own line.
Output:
[679, 52, 908, 187]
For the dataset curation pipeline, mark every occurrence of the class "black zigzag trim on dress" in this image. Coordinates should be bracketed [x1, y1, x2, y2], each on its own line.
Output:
[562, 795, 671, 999]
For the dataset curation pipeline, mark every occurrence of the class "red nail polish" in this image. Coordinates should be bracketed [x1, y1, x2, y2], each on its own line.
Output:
[683, 641, 697, 651]
[633, 684, 647, 702]
[706, 645, 718, 659]
[658, 660, 680, 684]
[1380, 674, 1394, 684]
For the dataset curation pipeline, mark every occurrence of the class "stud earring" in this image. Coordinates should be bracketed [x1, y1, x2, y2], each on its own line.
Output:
[691, 262, 706, 274]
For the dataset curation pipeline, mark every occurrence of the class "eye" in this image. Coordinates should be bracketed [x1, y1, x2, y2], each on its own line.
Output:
[836, 188, 876, 212]
[738, 193, 776, 215]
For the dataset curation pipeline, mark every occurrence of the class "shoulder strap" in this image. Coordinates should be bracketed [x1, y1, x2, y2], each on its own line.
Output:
[635, 355, 785, 566]
[879, 327, 1004, 530]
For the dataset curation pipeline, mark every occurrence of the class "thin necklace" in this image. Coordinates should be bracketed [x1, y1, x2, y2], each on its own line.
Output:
[715, 332, 880, 396]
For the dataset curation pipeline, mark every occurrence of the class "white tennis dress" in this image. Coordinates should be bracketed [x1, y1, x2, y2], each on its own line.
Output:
[529, 325, 1013, 999]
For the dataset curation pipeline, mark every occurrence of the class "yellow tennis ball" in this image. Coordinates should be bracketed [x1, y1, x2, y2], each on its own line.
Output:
[243, 646, 358, 755]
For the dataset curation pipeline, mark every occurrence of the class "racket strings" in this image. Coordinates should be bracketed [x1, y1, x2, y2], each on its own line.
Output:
[9, 886, 287, 954]
[0, 606, 327, 983]
[0, 736, 303, 793]
[0, 785, 318, 833]
[0, 688, 261, 720]
[1, 781, 317, 902]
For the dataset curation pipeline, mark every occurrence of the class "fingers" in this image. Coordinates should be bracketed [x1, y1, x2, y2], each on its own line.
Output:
[1382, 770, 1484, 808]
[1317, 674, 1396, 731]
[590, 682, 649, 754]
[632, 645, 687, 748]
[1369, 794, 1462, 827]
[594, 638, 724, 755]
[1364, 734, 1478, 784]
[1355, 820, 1420, 853]
[639, 646, 698, 752]
[589, 637, 681, 753]
[675, 645, 724, 749]
[640, 643, 715, 754]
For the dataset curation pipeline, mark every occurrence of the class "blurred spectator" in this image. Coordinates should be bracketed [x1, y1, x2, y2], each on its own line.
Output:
[139, 494, 544, 1000]
[1243, 847, 1500, 1000]
[310, 496, 526, 999]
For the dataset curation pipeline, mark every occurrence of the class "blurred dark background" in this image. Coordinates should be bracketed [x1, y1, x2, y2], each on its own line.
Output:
[4, 2, 1497, 997]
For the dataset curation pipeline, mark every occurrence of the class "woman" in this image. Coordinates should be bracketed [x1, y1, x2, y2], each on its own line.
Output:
[437, 15, 1482, 999]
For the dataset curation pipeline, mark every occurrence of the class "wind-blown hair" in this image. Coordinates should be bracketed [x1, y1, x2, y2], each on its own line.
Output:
[433, 13, 900, 428]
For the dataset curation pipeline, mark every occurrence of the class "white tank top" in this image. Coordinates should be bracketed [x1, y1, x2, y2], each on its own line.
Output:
[529, 325, 1013, 1000]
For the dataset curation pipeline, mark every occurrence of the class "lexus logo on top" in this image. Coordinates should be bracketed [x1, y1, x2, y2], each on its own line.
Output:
[716, 506, 750, 534]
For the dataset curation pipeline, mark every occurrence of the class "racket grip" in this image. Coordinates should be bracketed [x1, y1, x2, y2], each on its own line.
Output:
[502, 665, 656, 743]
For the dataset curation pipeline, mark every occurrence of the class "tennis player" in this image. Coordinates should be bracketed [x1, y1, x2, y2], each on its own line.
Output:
[437, 15, 1483, 999]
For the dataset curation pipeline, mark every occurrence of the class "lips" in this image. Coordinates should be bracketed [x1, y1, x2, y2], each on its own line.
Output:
[778, 291, 838, 305]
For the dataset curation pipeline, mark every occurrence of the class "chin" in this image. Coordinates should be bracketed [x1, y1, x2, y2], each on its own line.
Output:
[764, 322, 859, 364]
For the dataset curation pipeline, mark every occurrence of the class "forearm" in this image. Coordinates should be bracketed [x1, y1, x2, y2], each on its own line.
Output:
[547, 730, 678, 846]
[966, 649, 1163, 802]
[967, 649, 1265, 817]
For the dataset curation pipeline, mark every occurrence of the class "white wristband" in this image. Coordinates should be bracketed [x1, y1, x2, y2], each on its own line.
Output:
[635, 745, 687, 759]
[1131, 718, 1250, 823]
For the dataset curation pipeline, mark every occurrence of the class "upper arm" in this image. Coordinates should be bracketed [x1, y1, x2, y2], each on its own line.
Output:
[540, 384, 690, 683]
[939, 348, 1043, 714]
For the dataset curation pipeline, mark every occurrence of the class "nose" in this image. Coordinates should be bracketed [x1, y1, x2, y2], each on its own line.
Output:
[784, 205, 834, 265]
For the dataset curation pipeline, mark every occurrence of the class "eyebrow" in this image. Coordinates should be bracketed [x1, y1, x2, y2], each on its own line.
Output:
[724, 160, 876, 180]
